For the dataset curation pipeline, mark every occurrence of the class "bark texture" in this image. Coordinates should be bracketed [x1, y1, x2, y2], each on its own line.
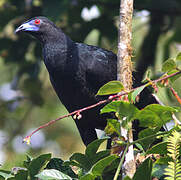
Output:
[117, 0, 135, 178]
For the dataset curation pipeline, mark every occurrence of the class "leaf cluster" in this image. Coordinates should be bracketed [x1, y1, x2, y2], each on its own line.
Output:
[0, 139, 119, 180]
[1, 54, 180, 180]
[0, 1, 181, 177]
[94, 53, 181, 179]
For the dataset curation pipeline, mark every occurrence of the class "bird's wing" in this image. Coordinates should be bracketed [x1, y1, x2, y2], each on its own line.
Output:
[76, 43, 117, 94]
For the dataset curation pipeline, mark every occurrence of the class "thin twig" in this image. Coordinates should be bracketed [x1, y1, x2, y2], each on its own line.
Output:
[23, 98, 110, 143]
[169, 86, 181, 105]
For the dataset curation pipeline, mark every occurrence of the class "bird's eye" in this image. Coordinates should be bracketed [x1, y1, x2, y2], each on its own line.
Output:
[34, 19, 41, 25]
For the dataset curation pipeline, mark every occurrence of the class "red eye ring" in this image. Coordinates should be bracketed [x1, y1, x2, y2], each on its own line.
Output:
[34, 19, 40, 25]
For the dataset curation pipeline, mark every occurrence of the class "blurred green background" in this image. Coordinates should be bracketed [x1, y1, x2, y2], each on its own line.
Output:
[0, 0, 181, 169]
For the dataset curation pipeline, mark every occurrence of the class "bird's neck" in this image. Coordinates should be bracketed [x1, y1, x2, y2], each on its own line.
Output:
[41, 30, 74, 73]
[38, 27, 66, 44]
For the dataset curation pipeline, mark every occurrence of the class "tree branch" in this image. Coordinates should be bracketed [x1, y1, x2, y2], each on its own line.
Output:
[23, 70, 181, 145]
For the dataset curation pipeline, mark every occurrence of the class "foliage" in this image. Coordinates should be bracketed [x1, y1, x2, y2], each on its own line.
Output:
[164, 131, 181, 180]
[0, 153, 51, 180]
[0, 140, 119, 180]
[0, 53, 181, 179]
[96, 81, 124, 95]
[132, 158, 153, 180]
[0, 0, 181, 179]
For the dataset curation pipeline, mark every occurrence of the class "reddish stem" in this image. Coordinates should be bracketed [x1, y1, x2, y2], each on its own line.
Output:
[170, 87, 181, 105]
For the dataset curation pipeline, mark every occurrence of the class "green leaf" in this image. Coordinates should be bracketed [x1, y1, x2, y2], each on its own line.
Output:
[46, 158, 64, 171]
[28, 153, 51, 179]
[14, 169, 28, 180]
[101, 101, 139, 126]
[135, 143, 145, 152]
[101, 101, 121, 114]
[46, 158, 77, 178]
[138, 128, 160, 151]
[90, 155, 118, 177]
[70, 153, 91, 171]
[103, 158, 120, 174]
[168, 70, 181, 83]
[123, 176, 132, 180]
[80, 173, 95, 180]
[92, 150, 111, 164]
[63, 160, 81, 168]
[104, 119, 121, 135]
[35, 169, 72, 180]
[176, 52, 181, 61]
[134, 104, 178, 128]
[155, 157, 171, 165]
[146, 142, 167, 155]
[136, 109, 159, 128]
[96, 81, 124, 95]
[162, 59, 177, 72]
[85, 138, 109, 158]
[152, 164, 167, 179]
[0, 170, 13, 180]
[23, 154, 33, 169]
[133, 158, 152, 180]
[131, 85, 146, 103]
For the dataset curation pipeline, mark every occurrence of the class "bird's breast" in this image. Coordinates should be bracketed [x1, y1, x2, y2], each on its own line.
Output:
[43, 48, 68, 74]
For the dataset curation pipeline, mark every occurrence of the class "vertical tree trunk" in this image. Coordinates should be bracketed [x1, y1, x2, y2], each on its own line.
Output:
[117, 0, 135, 178]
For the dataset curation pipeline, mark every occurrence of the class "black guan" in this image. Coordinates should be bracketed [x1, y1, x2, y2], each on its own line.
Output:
[15, 17, 157, 146]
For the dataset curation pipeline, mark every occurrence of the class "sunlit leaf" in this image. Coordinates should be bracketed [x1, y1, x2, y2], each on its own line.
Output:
[101, 101, 139, 126]
[168, 70, 181, 83]
[96, 81, 124, 96]
[134, 104, 179, 128]
[35, 169, 72, 180]
[80, 173, 95, 180]
[123, 176, 132, 180]
[104, 119, 120, 135]
[131, 85, 146, 103]
[162, 59, 177, 72]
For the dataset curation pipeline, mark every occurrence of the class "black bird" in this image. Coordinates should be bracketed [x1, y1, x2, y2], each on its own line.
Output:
[15, 17, 157, 146]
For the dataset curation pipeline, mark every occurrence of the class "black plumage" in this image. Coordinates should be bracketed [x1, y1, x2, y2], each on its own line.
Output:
[15, 16, 157, 146]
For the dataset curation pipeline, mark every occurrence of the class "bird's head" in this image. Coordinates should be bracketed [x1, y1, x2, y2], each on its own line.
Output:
[15, 16, 59, 43]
